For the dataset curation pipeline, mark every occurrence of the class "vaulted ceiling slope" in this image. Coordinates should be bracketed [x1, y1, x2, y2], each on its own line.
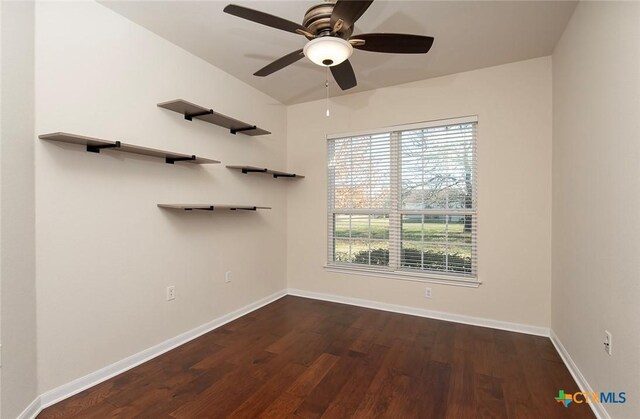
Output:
[99, 1, 577, 105]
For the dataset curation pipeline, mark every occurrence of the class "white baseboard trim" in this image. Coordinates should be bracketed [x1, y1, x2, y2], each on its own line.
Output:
[16, 396, 41, 419]
[20, 289, 287, 419]
[287, 288, 549, 337]
[550, 330, 609, 419]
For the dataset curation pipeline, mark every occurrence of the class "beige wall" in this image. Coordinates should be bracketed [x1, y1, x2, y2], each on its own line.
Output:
[287, 57, 552, 328]
[0, 1, 39, 417]
[35, 1, 287, 394]
[552, 2, 640, 417]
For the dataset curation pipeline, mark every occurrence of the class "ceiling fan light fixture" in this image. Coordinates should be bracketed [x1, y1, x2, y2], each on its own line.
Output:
[303, 36, 353, 67]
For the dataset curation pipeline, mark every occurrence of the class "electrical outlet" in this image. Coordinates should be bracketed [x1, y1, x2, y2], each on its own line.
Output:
[225, 271, 232, 283]
[425, 287, 432, 299]
[604, 330, 612, 355]
[166, 286, 176, 301]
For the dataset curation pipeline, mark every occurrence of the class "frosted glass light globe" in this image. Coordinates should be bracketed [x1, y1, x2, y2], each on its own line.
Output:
[303, 37, 353, 67]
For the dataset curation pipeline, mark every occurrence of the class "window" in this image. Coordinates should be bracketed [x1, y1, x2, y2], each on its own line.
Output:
[327, 116, 477, 285]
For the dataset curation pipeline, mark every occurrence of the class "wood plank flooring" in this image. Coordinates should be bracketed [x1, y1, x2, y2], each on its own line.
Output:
[38, 296, 594, 418]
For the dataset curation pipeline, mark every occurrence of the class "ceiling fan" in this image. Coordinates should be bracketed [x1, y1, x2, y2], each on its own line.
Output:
[223, 0, 434, 91]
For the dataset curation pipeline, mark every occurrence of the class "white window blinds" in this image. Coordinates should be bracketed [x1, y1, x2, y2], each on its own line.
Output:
[328, 117, 477, 282]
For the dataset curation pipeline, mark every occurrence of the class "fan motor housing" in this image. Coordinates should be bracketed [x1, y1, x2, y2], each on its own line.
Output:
[303, 2, 352, 38]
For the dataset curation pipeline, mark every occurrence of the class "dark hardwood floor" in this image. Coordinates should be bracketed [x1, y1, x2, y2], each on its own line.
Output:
[39, 296, 593, 418]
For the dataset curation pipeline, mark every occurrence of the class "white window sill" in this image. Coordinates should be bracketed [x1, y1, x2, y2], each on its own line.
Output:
[324, 264, 481, 288]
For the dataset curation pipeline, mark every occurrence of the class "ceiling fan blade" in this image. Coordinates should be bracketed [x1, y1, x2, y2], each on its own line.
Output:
[331, 60, 357, 90]
[224, 4, 308, 35]
[254, 49, 304, 77]
[351, 33, 434, 54]
[330, 0, 374, 32]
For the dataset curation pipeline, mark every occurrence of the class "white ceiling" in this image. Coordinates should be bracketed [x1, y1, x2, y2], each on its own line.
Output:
[99, 0, 577, 104]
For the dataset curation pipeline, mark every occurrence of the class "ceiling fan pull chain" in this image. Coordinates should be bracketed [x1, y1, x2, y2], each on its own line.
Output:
[326, 67, 330, 117]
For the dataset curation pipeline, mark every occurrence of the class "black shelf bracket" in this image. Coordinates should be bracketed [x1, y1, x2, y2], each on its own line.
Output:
[166, 155, 196, 165]
[230, 207, 257, 211]
[241, 168, 268, 174]
[185, 206, 214, 211]
[184, 109, 213, 121]
[87, 141, 121, 153]
[273, 173, 297, 178]
[230, 125, 256, 135]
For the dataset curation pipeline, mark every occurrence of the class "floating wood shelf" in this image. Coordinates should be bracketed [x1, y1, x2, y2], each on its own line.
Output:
[226, 165, 304, 179]
[158, 204, 271, 211]
[39, 132, 220, 165]
[157, 99, 270, 136]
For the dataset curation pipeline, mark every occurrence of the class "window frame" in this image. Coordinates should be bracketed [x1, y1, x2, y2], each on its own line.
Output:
[326, 116, 480, 288]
